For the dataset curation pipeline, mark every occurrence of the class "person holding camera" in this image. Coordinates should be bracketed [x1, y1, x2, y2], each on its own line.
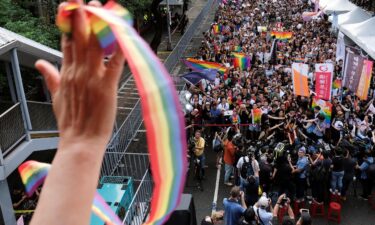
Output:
[253, 193, 273, 225]
[223, 187, 247, 225]
[272, 194, 295, 225]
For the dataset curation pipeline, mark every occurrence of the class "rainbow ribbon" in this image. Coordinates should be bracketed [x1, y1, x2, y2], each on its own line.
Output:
[184, 58, 227, 74]
[57, 2, 187, 225]
[18, 161, 123, 225]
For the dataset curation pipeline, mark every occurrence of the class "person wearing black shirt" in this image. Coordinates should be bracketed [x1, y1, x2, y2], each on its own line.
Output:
[330, 149, 345, 195]
[341, 150, 357, 200]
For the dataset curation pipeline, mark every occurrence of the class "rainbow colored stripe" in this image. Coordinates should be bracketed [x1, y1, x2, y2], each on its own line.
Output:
[312, 97, 332, 126]
[252, 109, 262, 124]
[18, 161, 122, 225]
[332, 79, 342, 89]
[213, 24, 222, 35]
[18, 160, 50, 197]
[232, 53, 251, 70]
[92, 193, 123, 225]
[184, 58, 227, 74]
[57, 2, 187, 225]
[271, 31, 293, 41]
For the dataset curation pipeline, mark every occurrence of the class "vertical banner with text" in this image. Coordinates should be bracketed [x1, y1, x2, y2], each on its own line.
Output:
[343, 51, 364, 93]
[292, 63, 309, 97]
[315, 63, 333, 101]
[356, 60, 374, 100]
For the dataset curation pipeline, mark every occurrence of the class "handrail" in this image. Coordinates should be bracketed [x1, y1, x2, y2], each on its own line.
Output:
[0, 103, 20, 118]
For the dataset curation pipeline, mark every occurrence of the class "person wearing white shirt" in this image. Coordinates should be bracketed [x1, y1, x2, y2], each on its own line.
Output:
[218, 98, 230, 111]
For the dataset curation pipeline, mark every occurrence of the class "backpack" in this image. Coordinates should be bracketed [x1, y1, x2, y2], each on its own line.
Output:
[241, 157, 254, 179]
[212, 137, 222, 153]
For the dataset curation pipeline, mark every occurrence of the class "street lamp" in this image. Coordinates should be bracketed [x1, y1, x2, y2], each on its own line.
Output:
[166, 0, 173, 51]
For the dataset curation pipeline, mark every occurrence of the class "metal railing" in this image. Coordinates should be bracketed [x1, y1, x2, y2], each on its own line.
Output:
[101, 100, 143, 176]
[123, 170, 153, 225]
[27, 101, 57, 132]
[0, 103, 26, 155]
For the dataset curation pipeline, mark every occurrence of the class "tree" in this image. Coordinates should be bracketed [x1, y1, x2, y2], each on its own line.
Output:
[0, 0, 60, 49]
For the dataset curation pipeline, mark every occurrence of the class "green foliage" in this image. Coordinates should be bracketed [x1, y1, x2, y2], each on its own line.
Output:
[118, 0, 153, 16]
[0, 0, 60, 50]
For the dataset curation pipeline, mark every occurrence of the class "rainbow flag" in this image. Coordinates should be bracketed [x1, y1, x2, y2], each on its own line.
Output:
[18, 161, 123, 225]
[232, 53, 251, 70]
[312, 98, 332, 126]
[18, 160, 50, 197]
[271, 31, 293, 41]
[252, 109, 262, 124]
[294, 58, 305, 63]
[57, 2, 187, 225]
[332, 79, 342, 89]
[213, 24, 222, 35]
[184, 58, 227, 74]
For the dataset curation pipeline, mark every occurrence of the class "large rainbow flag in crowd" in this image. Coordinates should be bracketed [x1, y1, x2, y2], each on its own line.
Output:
[312, 98, 332, 126]
[232, 53, 251, 70]
[184, 58, 227, 74]
[271, 31, 293, 41]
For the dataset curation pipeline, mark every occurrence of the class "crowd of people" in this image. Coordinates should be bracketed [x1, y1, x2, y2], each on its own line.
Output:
[185, 0, 375, 224]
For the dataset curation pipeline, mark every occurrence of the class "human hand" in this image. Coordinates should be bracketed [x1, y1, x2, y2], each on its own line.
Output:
[36, 1, 124, 149]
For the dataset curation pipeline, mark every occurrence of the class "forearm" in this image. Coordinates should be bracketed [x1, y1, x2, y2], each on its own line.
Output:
[31, 141, 107, 225]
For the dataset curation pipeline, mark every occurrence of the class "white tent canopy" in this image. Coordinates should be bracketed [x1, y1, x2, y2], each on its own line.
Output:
[321, 0, 356, 14]
[337, 7, 372, 29]
[341, 17, 375, 59]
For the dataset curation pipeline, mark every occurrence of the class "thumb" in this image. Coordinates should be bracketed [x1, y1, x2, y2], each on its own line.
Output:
[35, 60, 60, 98]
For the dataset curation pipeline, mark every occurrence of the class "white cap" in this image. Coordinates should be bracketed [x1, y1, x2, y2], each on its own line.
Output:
[258, 196, 269, 207]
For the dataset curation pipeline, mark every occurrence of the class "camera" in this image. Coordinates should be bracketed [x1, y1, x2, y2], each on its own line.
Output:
[280, 196, 288, 206]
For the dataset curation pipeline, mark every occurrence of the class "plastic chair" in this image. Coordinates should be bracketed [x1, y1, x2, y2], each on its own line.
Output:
[310, 200, 325, 217]
[293, 200, 305, 216]
[327, 202, 341, 223]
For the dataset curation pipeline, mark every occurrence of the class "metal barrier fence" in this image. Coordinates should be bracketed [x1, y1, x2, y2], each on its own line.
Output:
[123, 170, 153, 225]
[101, 101, 143, 176]
[0, 103, 26, 155]
[27, 101, 57, 131]
[102, 152, 150, 181]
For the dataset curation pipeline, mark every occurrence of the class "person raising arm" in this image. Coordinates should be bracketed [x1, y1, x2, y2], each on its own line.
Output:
[30, 1, 124, 224]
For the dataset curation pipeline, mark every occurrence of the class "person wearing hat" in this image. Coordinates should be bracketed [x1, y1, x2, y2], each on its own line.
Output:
[289, 147, 309, 202]
[253, 193, 273, 225]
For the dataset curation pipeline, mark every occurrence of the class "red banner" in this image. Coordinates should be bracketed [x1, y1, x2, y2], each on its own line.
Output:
[315, 63, 333, 101]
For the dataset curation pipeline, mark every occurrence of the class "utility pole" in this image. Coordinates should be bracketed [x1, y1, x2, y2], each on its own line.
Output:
[166, 0, 173, 51]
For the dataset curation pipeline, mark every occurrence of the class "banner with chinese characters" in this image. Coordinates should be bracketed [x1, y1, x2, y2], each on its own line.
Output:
[343, 51, 365, 93]
[292, 63, 309, 97]
[315, 63, 333, 101]
[356, 60, 374, 100]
